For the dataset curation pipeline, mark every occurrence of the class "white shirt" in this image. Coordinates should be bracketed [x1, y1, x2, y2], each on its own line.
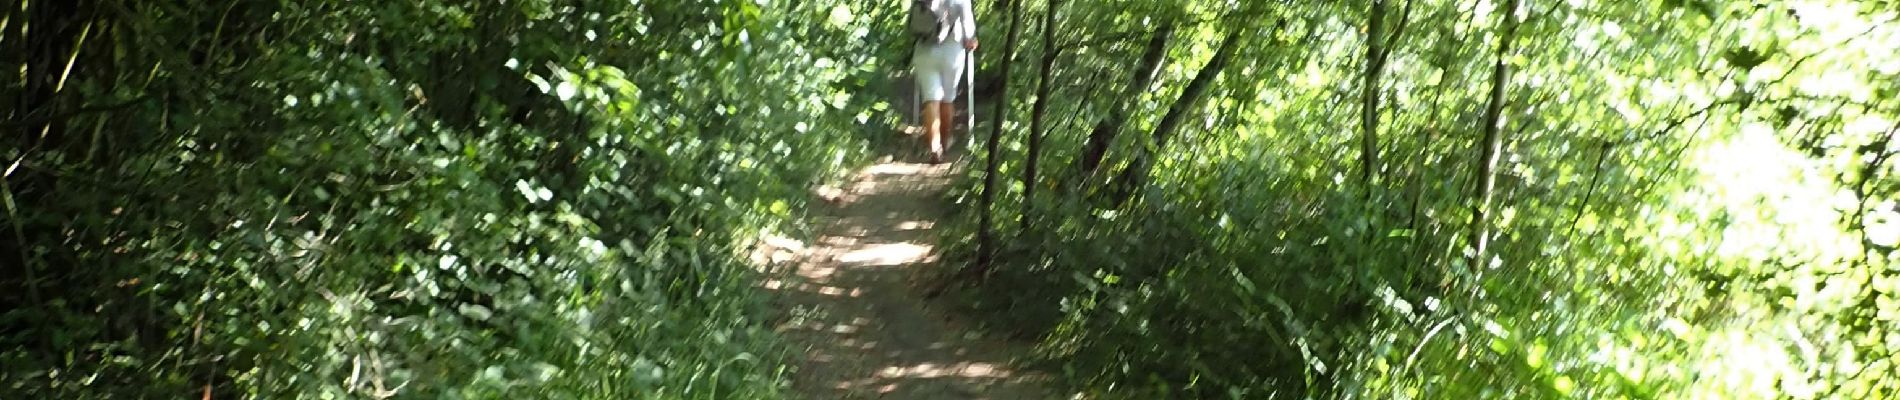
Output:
[927, 0, 977, 44]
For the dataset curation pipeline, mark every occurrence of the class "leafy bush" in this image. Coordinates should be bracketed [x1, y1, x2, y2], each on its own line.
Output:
[1, 0, 901, 397]
[943, 0, 1900, 398]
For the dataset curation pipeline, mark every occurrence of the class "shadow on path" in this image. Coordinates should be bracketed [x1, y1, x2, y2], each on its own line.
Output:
[763, 157, 1048, 399]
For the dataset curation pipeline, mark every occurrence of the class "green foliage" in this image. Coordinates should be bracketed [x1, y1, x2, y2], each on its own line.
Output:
[8, 0, 1896, 397]
[948, 0, 1900, 398]
[0, 0, 896, 397]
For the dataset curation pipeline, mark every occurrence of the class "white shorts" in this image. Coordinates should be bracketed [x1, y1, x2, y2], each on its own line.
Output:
[912, 41, 967, 102]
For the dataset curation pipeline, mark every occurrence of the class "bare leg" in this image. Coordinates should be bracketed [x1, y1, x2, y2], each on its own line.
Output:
[922, 101, 944, 163]
[938, 102, 956, 158]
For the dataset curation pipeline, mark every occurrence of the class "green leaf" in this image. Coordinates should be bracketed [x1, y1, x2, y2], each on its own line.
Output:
[459, 304, 493, 321]
[1526, 340, 1548, 369]
[1722, 46, 1770, 70]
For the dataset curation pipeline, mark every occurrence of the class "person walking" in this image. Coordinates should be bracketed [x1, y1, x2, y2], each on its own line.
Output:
[910, 0, 978, 164]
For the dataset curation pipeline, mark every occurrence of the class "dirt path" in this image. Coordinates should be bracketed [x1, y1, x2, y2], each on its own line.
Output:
[763, 156, 1049, 399]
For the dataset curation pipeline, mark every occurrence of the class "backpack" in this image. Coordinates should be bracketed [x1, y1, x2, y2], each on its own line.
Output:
[908, 0, 954, 43]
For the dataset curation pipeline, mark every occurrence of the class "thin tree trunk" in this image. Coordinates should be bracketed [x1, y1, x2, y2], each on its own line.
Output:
[1360, 0, 1416, 192]
[1358, 0, 1388, 188]
[1076, 25, 1174, 178]
[1145, 29, 1242, 157]
[974, 0, 1026, 274]
[1021, 0, 1062, 230]
[19, 0, 87, 146]
[1468, 0, 1522, 269]
[1108, 27, 1245, 204]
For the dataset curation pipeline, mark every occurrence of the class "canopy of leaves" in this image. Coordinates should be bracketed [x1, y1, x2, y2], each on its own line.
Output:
[945, 0, 1900, 398]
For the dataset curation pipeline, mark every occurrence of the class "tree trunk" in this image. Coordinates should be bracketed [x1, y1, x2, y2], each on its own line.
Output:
[1358, 0, 1388, 188]
[1108, 27, 1245, 204]
[1075, 25, 1174, 178]
[16, 0, 89, 147]
[1468, 0, 1521, 269]
[974, 0, 1026, 274]
[1021, 0, 1063, 231]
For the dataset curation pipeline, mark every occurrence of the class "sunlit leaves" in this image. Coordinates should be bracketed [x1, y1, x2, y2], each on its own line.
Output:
[948, 0, 1900, 398]
[827, 5, 856, 28]
[516, 180, 555, 203]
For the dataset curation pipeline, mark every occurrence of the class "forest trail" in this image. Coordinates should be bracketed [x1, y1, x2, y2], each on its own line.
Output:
[762, 149, 1049, 399]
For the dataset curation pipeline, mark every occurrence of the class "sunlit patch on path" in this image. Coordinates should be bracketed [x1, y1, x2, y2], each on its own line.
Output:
[835, 242, 935, 266]
[760, 158, 1048, 399]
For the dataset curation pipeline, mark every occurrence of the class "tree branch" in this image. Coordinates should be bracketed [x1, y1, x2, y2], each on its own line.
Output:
[1021, 0, 1064, 231]
[1467, 0, 1522, 268]
[1106, 24, 1251, 205]
[2, 95, 151, 129]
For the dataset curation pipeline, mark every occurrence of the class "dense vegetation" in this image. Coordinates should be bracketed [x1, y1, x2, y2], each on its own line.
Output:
[5, 0, 1897, 398]
[946, 0, 1900, 398]
[1, 0, 904, 397]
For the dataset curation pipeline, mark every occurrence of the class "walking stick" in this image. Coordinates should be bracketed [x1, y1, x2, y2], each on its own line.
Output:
[909, 46, 920, 131]
[965, 48, 975, 153]
[911, 53, 921, 130]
